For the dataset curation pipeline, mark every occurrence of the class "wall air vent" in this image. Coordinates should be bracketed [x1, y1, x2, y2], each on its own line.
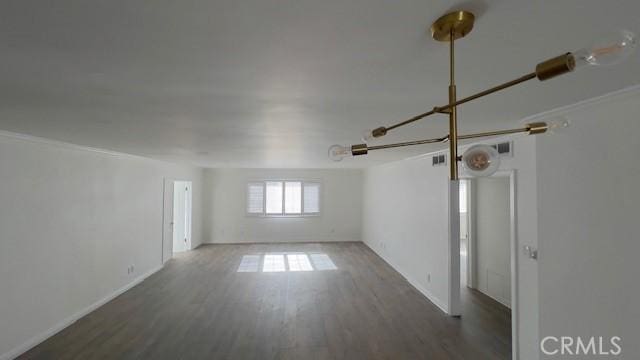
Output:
[432, 153, 447, 166]
[491, 141, 513, 157]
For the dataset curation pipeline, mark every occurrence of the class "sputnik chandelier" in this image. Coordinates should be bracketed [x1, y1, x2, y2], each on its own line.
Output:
[329, 10, 636, 179]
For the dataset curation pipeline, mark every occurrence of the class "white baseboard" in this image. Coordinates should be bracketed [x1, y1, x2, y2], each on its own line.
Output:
[362, 241, 449, 314]
[1, 264, 164, 360]
[477, 286, 512, 309]
[203, 239, 361, 244]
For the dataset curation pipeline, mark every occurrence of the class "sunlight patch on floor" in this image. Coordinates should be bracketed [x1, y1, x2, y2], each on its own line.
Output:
[237, 252, 337, 273]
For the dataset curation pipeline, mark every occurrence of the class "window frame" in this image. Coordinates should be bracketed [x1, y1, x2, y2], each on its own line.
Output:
[245, 179, 322, 218]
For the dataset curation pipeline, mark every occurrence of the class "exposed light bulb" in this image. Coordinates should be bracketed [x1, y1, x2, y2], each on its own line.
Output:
[361, 129, 374, 143]
[328, 144, 351, 161]
[545, 117, 571, 134]
[574, 30, 637, 68]
[461, 144, 501, 177]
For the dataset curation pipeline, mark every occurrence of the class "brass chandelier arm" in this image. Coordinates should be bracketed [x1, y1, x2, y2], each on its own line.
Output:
[457, 126, 531, 140]
[442, 72, 538, 113]
[377, 72, 537, 135]
[367, 135, 450, 151]
[372, 52, 575, 137]
[353, 122, 547, 155]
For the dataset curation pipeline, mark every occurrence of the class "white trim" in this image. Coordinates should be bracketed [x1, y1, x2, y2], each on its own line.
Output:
[507, 170, 519, 360]
[362, 241, 449, 314]
[206, 240, 358, 245]
[0, 129, 187, 166]
[461, 169, 519, 359]
[206, 240, 357, 244]
[459, 179, 475, 289]
[521, 83, 640, 122]
[0, 264, 164, 360]
[447, 180, 461, 316]
[162, 177, 171, 264]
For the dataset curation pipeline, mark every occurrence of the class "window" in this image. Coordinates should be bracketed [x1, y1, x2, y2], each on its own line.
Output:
[247, 183, 264, 214]
[303, 182, 320, 214]
[284, 181, 302, 214]
[265, 181, 283, 214]
[246, 180, 321, 216]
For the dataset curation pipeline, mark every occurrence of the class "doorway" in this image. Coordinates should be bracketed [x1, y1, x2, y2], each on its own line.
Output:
[172, 181, 192, 253]
[459, 171, 517, 358]
[162, 179, 193, 263]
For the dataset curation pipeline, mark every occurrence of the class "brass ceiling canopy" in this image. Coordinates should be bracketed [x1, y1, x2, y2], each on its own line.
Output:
[430, 10, 475, 42]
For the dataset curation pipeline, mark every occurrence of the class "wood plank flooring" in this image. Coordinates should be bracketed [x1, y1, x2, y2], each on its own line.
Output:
[20, 242, 511, 359]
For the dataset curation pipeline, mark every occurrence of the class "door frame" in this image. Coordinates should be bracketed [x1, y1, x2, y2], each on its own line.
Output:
[172, 180, 193, 253]
[162, 178, 194, 262]
[461, 169, 519, 359]
[162, 178, 174, 264]
[459, 179, 475, 289]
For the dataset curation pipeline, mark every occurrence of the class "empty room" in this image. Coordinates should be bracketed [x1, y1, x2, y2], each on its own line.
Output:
[1, 1, 639, 359]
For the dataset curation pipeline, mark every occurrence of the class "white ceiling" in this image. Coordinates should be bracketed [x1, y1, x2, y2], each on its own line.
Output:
[1, 0, 639, 168]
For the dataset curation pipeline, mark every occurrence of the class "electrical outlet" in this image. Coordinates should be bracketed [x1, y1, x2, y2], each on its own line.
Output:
[427, 273, 431, 283]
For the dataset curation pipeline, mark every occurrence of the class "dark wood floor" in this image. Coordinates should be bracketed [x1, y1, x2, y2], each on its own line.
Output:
[20, 242, 511, 359]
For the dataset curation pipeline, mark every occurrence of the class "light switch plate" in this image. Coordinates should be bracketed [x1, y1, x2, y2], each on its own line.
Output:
[523, 245, 538, 260]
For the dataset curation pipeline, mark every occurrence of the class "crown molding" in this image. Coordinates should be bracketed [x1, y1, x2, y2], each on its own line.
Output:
[0, 129, 193, 168]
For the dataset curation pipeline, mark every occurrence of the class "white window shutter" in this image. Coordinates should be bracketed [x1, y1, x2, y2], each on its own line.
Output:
[284, 181, 302, 214]
[265, 181, 284, 214]
[247, 182, 264, 214]
[303, 182, 320, 214]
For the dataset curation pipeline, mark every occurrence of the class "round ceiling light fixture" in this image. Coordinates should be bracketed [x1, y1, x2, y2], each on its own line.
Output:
[461, 144, 500, 177]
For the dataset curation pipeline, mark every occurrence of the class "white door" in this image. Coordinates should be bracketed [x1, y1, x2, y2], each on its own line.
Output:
[162, 178, 174, 263]
[172, 181, 192, 253]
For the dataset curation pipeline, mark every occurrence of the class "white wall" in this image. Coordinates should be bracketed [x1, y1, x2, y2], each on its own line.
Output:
[536, 87, 640, 359]
[203, 168, 362, 243]
[474, 176, 511, 307]
[0, 132, 204, 359]
[362, 154, 451, 310]
[362, 135, 540, 359]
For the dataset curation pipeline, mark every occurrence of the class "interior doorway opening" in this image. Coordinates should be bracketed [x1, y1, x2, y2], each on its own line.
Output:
[459, 171, 517, 358]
